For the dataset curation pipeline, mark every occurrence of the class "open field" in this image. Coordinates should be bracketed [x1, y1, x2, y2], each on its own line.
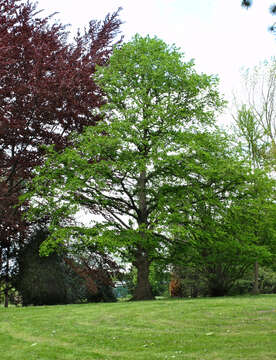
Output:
[1, 295, 276, 359]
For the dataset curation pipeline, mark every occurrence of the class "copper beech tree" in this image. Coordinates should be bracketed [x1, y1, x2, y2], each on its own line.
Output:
[0, 0, 122, 306]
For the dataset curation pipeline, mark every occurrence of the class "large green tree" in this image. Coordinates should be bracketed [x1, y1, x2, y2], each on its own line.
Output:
[24, 35, 263, 300]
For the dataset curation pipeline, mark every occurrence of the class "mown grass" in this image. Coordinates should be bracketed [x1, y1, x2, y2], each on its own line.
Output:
[1, 295, 276, 359]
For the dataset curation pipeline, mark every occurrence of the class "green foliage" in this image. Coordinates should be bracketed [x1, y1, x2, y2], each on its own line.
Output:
[14, 229, 117, 305]
[171, 263, 276, 298]
[182, 186, 276, 296]
[233, 105, 269, 167]
[15, 229, 69, 306]
[24, 35, 226, 251]
[228, 266, 276, 295]
[170, 266, 209, 298]
[149, 262, 170, 297]
[233, 86, 276, 294]
[169, 169, 276, 297]
[258, 267, 276, 293]
[23, 34, 276, 299]
[124, 262, 170, 297]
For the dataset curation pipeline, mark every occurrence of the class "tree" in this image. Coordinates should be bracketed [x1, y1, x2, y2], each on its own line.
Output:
[232, 105, 270, 293]
[0, 0, 122, 306]
[237, 58, 276, 148]
[233, 106, 269, 167]
[188, 186, 276, 296]
[15, 228, 69, 306]
[24, 35, 261, 300]
[14, 228, 119, 305]
[165, 119, 276, 296]
[233, 59, 276, 293]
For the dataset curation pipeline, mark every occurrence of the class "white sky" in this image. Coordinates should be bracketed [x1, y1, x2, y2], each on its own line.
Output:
[34, 0, 276, 125]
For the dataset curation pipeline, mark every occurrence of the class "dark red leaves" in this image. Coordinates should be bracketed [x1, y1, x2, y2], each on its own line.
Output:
[0, 0, 122, 266]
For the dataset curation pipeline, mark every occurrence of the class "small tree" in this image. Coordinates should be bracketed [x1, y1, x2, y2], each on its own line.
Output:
[192, 192, 276, 296]
[25, 35, 262, 300]
[15, 228, 119, 305]
[15, 229, 69, 306]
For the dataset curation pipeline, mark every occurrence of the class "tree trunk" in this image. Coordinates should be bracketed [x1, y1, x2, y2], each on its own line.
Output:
[132, 252, 154, 301]
[252, 261, 259, 295]
[131, 169, 154, 301]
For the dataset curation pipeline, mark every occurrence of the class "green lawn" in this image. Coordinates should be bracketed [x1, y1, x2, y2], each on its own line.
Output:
[1, 295, 276, 359]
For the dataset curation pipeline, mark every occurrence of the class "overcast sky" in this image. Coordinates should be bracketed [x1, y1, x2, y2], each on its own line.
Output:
[34, 0, 275, 124]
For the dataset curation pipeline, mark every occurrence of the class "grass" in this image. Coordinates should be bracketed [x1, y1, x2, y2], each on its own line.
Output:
[1, 295, 276, 359]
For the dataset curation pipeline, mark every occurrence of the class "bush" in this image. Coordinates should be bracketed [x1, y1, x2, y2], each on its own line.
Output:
[15, 229, 68, 306]
[14, 229, 117, 305]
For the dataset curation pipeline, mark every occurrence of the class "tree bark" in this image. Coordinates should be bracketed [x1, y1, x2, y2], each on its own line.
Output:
[252, 261, 260, 295]
[131, 169, 154, 301]
[132, 251, 154, 300]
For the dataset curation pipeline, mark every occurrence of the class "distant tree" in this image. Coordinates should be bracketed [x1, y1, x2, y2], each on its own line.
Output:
[23, 35, 265, 301]
[233, 106, 268, 167]
[169, 265, 208, 298]
[233, 58, 276, 293]
[167, 169, 276, 297]
[236, 59, 276, 153]
[0, 0, 122, 306]
[193, 194, 276, 296]
[232, 105, 270, 293]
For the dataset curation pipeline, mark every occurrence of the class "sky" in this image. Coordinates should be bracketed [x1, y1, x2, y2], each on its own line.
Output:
[33, 0, 276, 124]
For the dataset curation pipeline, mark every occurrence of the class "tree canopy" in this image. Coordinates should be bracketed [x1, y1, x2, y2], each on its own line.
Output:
[0, 0, 122, 305]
